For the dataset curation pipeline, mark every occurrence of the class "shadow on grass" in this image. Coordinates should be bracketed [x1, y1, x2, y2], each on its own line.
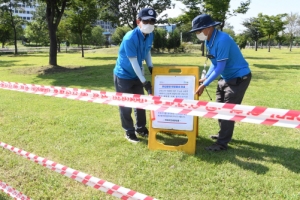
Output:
[35, 64, 201, 90]
[36, 65, 115, 89]
[0, 60, 20, 68]
[253, 64, 300, 70]
[84, 56, 118, 61]
[16, 54, 49, 57]
[193, 137, 300, 175]
[152, 53, 201, 57]
[244, 56, 278, 60]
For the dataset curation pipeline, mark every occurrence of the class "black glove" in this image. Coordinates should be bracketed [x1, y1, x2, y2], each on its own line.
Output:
[148, 67, 153, 74]
[143, 81, 152, 94]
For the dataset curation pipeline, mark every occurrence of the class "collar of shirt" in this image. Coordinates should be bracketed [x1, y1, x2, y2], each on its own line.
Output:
[206, 28, 218, 49]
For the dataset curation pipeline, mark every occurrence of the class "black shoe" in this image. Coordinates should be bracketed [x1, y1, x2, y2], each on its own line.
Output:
[210, 134, 219, 140]
[125, 133, 139, 143]
[135, 127, 149, 137]
[205, 143, 227, 151]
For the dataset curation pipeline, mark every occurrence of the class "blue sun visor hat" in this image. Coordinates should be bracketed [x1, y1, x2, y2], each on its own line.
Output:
[189, 14, 221, 33]
[138, 8, 157, 21]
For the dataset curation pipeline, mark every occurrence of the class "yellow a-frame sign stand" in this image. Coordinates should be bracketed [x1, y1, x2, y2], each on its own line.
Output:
[148, 66, 199, 154]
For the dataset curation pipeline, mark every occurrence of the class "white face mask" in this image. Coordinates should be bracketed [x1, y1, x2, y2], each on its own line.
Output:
[196, 32, 207, 41]
[140, 22, 154, 34]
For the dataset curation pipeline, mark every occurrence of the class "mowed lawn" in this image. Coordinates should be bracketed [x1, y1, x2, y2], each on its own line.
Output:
[0, 47, 300, 200]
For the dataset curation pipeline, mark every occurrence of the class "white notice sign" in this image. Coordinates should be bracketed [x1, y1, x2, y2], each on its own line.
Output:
[152, 75, 195, 131]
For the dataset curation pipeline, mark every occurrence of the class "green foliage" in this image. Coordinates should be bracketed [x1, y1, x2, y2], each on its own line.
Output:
[0, 0, 29, 54]
[91, 26, 106, 46]
[25, 21, 49, 46]
[100, 0, 173, 29]
[24, 1, 49, 46]
[235, 33, 248, 49]
[153, 28, 167, 52]
[257, 13, 288, 52]
[0, 11, 12, 47]
[242, 17, 264, 51]
[57, 17, 71, 45]
[64, 0, 100, 57]
[179, 0, 250, 31]
[166, 29, 181, 52]
[223, 28, 235, 40]
[111, 26, 131, 45]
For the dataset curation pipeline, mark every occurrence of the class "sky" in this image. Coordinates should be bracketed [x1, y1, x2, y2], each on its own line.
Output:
[162, 0, 300, 33]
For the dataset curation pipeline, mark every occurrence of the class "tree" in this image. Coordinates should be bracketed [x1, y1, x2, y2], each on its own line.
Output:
[204, 0, 251, 30]
[179, 0, 251, 31]
[235, 32, 248, 50]
[274, 31, 286, 49]
[57, 17, 71, 52]
[166, 29, 181, 52]
[242, 17, 264, 51]
[24, 2, 48, 46]
[223, 23, 235, 40]
[0, 0, 29, 54]
[285, 12, 300, 52]
[101, 0, 173, 29]
[153, 28, 167, 52]
[25, 20, 49, 46]
[258, 13, 287, 52]
[91, 26, 106, 46]
[39, 0, 70, 66]
[0, 11, 12, 48]
[65, 0, 99, 57]
[111, 26, 131, 45]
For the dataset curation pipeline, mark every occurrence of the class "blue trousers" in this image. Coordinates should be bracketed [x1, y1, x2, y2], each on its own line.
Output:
[113, 74, 146, 134]
[215, 73, 252, 147]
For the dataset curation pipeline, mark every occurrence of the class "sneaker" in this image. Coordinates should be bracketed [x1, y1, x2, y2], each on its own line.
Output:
[135, 127, 149, 137]
[210, 134, 219, 140]
[125, 133, 140, 143]
[205, 143, 227, 151]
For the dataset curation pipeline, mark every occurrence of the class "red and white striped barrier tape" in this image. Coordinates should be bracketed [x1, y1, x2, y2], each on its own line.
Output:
[0, 81, 300, 129]
[0, 180, 31, 200]
[0, 141, 157, 200]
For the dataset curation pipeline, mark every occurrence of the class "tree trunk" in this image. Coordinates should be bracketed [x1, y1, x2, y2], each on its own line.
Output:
[13, 26, 18, 55]
[57, 37, 61, 52]
[9, 9, 18, 55]
[255, 40, 258, 51]
[48, 24, 58, 66]
[289, 34, 293, 52]
[201, 42, 205, 56]
[268, 35, 271, 52]
[80, 33, 84, 57]
[45, 0, 67, 66]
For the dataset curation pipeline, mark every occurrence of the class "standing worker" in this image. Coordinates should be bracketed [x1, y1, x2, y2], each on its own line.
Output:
[190, 14, 252, 151]
[113, 8, 156, 143]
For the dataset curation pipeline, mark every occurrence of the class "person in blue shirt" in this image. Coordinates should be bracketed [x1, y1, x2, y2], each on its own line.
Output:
[113, 8, 156, 143]
[190, 14, 252, 151]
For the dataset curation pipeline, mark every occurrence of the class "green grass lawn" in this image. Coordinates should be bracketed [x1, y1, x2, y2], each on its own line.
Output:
[0, 47, 300, 200]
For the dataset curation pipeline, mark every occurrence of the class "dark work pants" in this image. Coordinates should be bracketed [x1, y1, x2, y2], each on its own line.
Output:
[114, 74, 146, 134]
[215, 73, 252, 147]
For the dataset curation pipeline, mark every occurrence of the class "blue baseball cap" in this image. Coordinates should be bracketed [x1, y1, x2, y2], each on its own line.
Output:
[189, 14, 221, 33]
[138, 8, 157, 20]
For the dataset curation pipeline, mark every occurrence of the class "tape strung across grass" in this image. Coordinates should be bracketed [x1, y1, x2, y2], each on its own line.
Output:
[0, 81, 300, 129]
[0, 180, 31, 200]
[0, 141, 157, 200]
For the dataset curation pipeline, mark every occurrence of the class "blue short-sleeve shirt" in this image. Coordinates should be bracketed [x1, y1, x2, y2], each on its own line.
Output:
[206, 29, 250, 80]
[114, 27, 154, 80]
